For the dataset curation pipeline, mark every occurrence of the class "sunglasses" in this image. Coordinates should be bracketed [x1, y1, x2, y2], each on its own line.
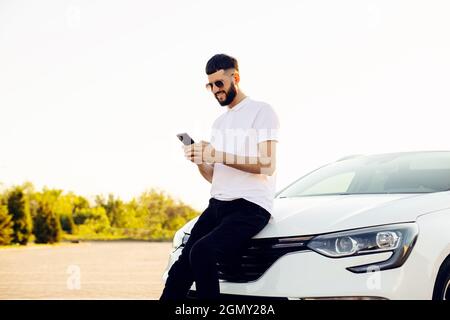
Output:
[205, 80, 225, 91]
[205, 73, 235, 91]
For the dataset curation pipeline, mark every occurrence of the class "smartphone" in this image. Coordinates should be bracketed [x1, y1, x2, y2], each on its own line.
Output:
[176, 133, 195, 146]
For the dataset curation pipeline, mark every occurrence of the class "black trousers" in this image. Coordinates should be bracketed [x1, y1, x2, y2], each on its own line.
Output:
[160, 197, 271, 300]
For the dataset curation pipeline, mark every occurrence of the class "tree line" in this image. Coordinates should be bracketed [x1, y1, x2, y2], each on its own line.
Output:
[0, 182, 199, 245]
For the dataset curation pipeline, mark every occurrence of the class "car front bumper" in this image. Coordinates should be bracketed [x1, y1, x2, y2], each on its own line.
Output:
[163, 241, 433, 300]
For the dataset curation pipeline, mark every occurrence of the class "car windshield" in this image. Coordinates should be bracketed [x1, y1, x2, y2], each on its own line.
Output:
[277, 152, 450, 198]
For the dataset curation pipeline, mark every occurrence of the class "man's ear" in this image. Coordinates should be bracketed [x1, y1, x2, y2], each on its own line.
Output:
[234, 72, 240, 84]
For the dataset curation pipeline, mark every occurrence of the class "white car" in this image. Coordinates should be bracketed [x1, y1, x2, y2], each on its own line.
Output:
[163, 151, 450, 300]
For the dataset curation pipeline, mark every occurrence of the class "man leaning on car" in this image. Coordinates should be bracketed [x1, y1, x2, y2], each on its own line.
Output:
[160, 53, 280, 300]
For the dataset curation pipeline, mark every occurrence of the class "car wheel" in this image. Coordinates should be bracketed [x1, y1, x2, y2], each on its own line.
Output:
[433, 256, 450, 300]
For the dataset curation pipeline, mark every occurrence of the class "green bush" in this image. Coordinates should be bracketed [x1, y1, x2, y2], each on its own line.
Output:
[0, 205, 13, 245]
[33, 202, 62, 244]
[60, 214, 76, 234]
[7, 188, 32, 245]
[0, 184, 200, 244]
[73, 207, 110, 234]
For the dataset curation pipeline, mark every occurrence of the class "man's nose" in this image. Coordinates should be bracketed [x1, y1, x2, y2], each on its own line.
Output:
[212, 85, 222, 94]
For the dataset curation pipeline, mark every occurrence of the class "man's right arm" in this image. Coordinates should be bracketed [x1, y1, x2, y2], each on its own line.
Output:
[197, 163, 214, 183]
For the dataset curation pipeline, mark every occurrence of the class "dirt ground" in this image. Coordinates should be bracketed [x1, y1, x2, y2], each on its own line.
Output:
[0, 241, 173, 299]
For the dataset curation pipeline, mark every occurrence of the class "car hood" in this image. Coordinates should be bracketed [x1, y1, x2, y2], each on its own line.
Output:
[181, 192, 450, 239]
[255, 192, 450, 238]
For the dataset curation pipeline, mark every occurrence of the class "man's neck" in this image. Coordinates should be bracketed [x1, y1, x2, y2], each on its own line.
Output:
[228, 92, 247, 109]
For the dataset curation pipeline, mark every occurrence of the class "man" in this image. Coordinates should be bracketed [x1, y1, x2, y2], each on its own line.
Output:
[160, 54, 280, 300]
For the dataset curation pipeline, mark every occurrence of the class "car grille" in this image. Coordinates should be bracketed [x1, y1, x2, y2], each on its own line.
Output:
[216, 236, 313, 283]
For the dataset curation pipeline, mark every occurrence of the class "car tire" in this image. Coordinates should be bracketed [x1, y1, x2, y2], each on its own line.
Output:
[432, 256, 450, 300]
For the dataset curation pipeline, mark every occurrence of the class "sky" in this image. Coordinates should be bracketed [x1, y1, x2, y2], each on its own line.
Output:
[1, 0, 450, 211]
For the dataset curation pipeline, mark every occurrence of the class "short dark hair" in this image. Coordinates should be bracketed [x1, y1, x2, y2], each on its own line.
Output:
[205, 54, 239, 75]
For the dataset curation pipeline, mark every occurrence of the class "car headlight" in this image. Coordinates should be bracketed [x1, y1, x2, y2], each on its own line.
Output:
[172, 230, 190, 250]
[307, 223, 418, 273]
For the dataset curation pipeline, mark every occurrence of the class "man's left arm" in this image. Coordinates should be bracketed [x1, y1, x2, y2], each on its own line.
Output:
[221, 140, 277, 175]
[197, 140, 277, 176]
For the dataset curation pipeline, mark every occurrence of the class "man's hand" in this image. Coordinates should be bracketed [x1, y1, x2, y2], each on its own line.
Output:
[183, 141, 216, 164]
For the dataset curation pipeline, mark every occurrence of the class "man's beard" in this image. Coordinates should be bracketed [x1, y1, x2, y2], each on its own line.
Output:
[215, 84, 237, 107]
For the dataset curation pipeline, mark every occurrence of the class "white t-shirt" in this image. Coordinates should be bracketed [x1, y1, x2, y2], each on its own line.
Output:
[210, 97, 280, 214]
